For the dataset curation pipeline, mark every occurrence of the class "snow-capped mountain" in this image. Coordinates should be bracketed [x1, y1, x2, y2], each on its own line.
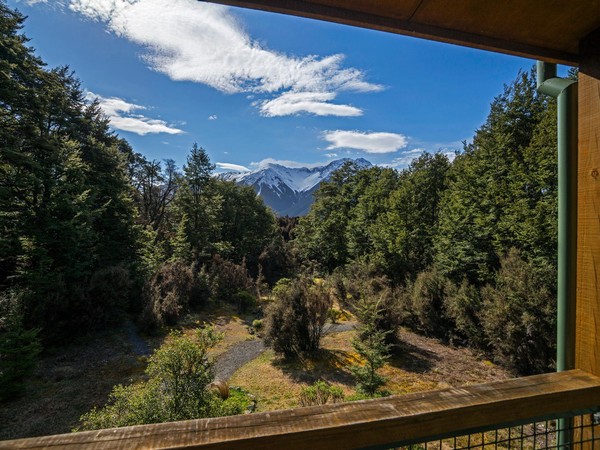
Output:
[219, 158, 372, 216]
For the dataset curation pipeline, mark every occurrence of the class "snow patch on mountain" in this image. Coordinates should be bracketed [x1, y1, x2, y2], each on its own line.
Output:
[218, 158, 372, 216]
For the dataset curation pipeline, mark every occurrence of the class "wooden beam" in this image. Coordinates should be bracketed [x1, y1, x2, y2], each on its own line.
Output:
[574, 27, 600, 450]
[576, 27, 600, 378]
[2, 370, 600, 450]
[202, 0, 580, 65]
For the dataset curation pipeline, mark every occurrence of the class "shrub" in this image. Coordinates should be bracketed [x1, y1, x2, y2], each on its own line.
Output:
[232, 290, 257, 314]
[410, 268, 452, 338]
[264, 276, 332, 358]
[77, 327, 234, 430]
[443, 279, 484, 346]
[218, 386, 256, 415]
[190, 266, 212, 309]
[299, 381, 344, 407]
[252, 319, 264, 333]
[141, 260, 206, 330]
[258, 234, 294, 285]
[479, 249, 556, 374]
[208, 255, 254, 304]
[0, 290, 41, 401]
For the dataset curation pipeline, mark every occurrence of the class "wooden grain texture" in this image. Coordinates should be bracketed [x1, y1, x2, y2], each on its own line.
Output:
[202, 0, 600, 65]
[2, 370, 600, 450]
[574, 29, 600, 450]
[576, 32, 600, 379]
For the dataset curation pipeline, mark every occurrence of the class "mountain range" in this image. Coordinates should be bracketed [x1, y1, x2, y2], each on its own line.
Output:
[218, 158, 372, 216]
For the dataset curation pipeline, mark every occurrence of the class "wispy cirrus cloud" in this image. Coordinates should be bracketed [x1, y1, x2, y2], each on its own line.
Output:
[323, 130, 408, 154]
[259, 92, 362, 117]
[86, 92, 184, 135]
[216, 162, 250, 172]
[63, 0, 382, 116]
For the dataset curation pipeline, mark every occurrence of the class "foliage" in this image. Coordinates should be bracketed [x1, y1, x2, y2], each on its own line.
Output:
[298, 381, 344, 407]
[434, 69, 555, 285]
[443, 279, 484, 346]
[291, 67, 559, 375]
[0, 290, 41, 401]
[351, 298, 391, 397]
[0, 3, 138, 343]
[251, 319, 263, 332]
[231, 290, 257, 314]
[141, 260, 198, 329]
[208, 255, 254, 304]
[409, 268, 453, 338]
[212, 180, 275, 267]
[76, 327, 240, 430]
[258, 234, 295, 285]
[339, 259, 404, 343]
[87, 266, 132, 327]
[264, 276, 332, 358]
[479, 249, 556, 374]
[327, 308, 342, 324]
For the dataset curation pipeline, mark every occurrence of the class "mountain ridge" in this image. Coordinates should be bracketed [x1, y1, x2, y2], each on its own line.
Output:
[218, 158, 372, 216]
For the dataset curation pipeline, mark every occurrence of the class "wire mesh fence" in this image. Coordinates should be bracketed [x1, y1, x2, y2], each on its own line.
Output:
[388, 410, 600, 450]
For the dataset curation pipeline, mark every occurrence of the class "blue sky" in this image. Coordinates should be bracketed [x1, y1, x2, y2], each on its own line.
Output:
[9, 0, 559, 172]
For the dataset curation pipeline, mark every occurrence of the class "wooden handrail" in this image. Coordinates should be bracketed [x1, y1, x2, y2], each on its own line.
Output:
[2, 369, 600, 450]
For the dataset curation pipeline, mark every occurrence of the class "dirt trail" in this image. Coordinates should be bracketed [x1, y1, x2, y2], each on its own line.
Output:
[214, 321, 357, 381]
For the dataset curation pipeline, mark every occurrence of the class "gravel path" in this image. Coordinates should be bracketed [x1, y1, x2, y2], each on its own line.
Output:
[214, 339, 266, 381]
[214, 321, 357, 381]
[123, 320, 151, 357]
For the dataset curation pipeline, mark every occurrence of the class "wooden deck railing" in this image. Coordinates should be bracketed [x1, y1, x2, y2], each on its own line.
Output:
[2, 369, 600, 450]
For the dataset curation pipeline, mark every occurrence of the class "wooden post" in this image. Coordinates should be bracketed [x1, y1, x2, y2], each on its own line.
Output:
[575, 26, 600, 450]
[576, 26, 600, 379]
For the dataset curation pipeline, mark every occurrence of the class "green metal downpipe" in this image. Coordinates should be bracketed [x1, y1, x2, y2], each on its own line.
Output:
[536, 61, 578, 450]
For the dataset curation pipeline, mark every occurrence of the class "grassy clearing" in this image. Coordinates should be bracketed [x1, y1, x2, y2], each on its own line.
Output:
[178, 307, 258, 358]
[0, 304, 509, 440]
[229, 328, 511, 412]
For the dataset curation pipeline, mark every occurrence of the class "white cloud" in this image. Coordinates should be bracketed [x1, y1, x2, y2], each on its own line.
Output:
[325, 153, 338, 158]
[404, 148, 425, 155]
[65, 0, 381, 116]
[208, 115, 218, 120]
[86, 91, 184, 135]
[323, 130, 408, 154]
[216, 162, 250, 172]
[260, 92, 362, 117]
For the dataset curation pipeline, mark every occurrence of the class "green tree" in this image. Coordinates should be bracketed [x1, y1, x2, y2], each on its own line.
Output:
[0, 4, 138, 342]
[371, 153, 450, 280]
[434, 69, 552, 286]
[212, 180, 275, 266]
[351, 298, 391, 397]
[171, 144, 220, 263]
[294, 161, 366, 271]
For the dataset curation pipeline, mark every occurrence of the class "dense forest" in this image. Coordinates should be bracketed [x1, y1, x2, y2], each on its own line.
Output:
[0, 2, 275, 401]
[293, 69, 558, 375]
[1, 0, 562, 427]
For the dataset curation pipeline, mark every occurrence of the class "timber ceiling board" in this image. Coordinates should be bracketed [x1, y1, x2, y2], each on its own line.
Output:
[204, 0, 600, 65]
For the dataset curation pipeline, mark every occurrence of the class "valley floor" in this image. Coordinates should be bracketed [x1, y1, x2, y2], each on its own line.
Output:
[0, 308, 511, 441]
